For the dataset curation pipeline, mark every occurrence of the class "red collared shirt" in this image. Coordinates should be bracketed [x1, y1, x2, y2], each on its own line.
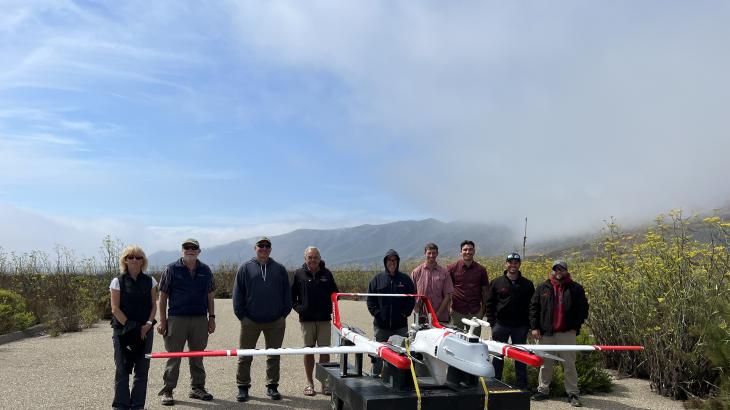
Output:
[411, 262, 454, 321]
[447, 259, 489, 314]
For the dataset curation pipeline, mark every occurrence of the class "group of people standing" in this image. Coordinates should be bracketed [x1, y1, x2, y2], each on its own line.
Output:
[109, 237, 589, 409]
[365, 240, 589, 407]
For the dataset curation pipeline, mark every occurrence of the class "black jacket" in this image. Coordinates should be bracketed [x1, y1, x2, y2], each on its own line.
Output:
[485, 271, 535, 327]
[529, 278, 589, 336]
[366, 250, 416, 330]
[291, 261, 339, 322]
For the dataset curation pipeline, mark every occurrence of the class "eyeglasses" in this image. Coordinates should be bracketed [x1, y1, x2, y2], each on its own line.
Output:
[183, 245, 199, 250]
[257, 244, 271, 249]
[126, 255, 144, 260]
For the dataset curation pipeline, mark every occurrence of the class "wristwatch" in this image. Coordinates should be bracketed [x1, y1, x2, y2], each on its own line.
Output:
[208, 315, 216, 319]
[146, 320, 153, 326]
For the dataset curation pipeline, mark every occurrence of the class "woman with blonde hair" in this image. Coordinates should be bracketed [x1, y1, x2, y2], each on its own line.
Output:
[110, 245, 158, 410]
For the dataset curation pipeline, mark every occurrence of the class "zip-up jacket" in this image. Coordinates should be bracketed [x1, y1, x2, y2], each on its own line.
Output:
[529, 278, 589, 336]
[485, 270, 535, 327]
[366, 250, 416, 330]
[292, 261, 339, 322]
[233, 257, 292, 323]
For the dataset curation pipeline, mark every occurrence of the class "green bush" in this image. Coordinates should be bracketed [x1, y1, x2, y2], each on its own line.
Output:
[0, 288, 36, 334]
[501, 332, 613, 395]
[580, 212, 730, 400]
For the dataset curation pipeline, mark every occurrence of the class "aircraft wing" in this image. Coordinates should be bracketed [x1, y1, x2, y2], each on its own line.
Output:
[513, 344, 644, 352]
[147, 345, 375, 359]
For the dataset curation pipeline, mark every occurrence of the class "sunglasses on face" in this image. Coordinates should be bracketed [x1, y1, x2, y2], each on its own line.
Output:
[554, 267, 567, 272]
[126, 255, 144, 260]
[183, 245, 199, 251]
[257, 244, 271, 249]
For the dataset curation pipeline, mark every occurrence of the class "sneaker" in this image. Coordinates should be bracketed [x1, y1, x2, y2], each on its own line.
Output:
[236, 386, 250, 402]
[159, 390, 175, 406]
[266, 385, 282, 400]
[189, 387, 213, 401]
[569, 394, 582, 407]
[531, 391, 549, 401]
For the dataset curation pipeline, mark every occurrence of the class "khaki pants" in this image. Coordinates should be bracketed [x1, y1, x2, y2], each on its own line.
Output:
[537, 330, 579, 395]
[236, 317, 286, 387]
[162, 315, 209, 391]
[450, 310, 483, 337]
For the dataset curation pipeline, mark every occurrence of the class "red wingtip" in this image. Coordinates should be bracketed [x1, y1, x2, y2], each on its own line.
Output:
[504, 347, 544, 367]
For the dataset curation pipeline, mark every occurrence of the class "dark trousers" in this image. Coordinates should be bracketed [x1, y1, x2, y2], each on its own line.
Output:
[113, 332, 154, 409]
[491, 324, 529, 389]
[236, 317, 286, 387]
[162, 315, 210, 391]
[372, 326, 408, 376]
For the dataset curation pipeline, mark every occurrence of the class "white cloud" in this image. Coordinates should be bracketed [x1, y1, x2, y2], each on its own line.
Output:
[1, 2, 728, 254]
[226, 2, 730, 236]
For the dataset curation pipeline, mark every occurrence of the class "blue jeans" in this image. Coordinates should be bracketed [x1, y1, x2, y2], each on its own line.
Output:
[113, 331, 154, 409]
[491, 324, 529, 389]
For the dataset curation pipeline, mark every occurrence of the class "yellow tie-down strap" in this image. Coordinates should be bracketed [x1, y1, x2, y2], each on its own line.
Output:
[479, 377, 489, 410]
[405, 339, 421, 410]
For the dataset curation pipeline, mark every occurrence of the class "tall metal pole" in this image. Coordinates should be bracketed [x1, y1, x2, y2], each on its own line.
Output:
[522, 217, 527, 258]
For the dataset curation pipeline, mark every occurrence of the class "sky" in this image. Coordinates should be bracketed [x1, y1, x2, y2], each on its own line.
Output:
[1, 1, 729, 259]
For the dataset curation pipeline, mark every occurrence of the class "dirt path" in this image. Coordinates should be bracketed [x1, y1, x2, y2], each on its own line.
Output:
[0, 299, 683, 409]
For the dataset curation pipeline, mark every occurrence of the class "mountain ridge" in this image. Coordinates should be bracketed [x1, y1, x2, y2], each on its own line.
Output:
[148, 218, 516, 269]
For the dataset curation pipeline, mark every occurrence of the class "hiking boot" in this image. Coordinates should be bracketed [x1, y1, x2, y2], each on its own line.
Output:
[159, 390, 175, 406]
[531, 391, 549, 401]
[236, 386, 250, 402]
[266, 384, 282, 400]
[569, 394, 582, 407]
[189, 387, 213, 401]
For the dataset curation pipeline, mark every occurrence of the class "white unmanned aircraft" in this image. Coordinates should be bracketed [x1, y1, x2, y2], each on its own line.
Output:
[147, 293, 643, 386]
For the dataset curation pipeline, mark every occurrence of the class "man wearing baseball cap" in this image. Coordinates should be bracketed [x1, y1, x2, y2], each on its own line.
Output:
[157, 238, 216, 405]
[529, 260, 589, 407]
[485, 252, 534, 389]
[233, 237, 292, 402]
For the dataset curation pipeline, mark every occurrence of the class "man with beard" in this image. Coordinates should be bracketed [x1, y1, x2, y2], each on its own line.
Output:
[530, 260, 589, 407]
[233, 237, 292, 402]
[448, 240, 489, 334]
[485, 252, 534, 389]
[366, 249, 416, 377]
[157, 239, 216, 406]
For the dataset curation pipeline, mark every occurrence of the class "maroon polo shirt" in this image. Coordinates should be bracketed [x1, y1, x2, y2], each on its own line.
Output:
[447, 259, 489, 314]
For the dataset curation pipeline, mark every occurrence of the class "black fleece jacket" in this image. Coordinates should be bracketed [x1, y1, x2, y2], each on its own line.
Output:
[291, 261, 339, 322]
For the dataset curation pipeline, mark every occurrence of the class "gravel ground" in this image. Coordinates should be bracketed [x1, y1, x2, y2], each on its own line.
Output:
[0, 299, 684, 410]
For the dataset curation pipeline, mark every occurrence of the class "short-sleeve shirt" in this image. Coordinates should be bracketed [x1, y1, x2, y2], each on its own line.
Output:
[447, 259, 489, 314]
[411, 262, 454, 322]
